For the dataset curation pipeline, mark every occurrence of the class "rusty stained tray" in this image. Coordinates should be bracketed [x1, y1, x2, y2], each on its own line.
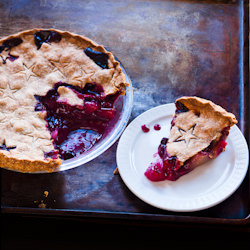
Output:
[1, 0, 249, 225]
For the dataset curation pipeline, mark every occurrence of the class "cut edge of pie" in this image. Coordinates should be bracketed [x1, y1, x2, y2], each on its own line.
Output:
[1, 152, 61, 173]
[0, 28, 129, 173]
[145, 96, 238, 181]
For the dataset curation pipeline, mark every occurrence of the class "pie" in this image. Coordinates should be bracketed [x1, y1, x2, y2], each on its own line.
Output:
[0, 29, 128, 173]
[145, 96, 237, 181]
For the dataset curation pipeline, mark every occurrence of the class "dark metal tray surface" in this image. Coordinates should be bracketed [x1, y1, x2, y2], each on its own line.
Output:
[1, 0, 249, 225]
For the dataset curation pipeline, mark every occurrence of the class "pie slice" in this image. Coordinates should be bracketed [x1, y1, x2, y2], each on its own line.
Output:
[145, 96, 237, 181]
[0, 29, 128, 172]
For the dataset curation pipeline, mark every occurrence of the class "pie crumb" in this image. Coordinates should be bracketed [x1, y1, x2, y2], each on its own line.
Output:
[38, 200, 47, 208]
[44, 191, 49, 197]
[34, 191, 49, 208]
[113, 167, 119, 175]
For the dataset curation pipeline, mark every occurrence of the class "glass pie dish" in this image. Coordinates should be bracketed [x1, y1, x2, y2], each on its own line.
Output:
[6, 64, 133, 173]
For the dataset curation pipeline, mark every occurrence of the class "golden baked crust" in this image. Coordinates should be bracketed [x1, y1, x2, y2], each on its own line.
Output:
[0, 28, 128, 172]
[167, 96, 237, 163]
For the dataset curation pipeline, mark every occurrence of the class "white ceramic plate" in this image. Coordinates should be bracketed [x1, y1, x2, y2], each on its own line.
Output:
[117, 104, 249, 212]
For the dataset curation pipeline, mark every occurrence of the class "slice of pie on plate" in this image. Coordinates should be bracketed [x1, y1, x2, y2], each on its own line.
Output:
[0, 29, 128, 173]
[145, 96, 237, 181]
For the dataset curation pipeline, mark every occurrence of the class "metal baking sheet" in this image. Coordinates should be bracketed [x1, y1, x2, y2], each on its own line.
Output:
[1, 0, 249, 225]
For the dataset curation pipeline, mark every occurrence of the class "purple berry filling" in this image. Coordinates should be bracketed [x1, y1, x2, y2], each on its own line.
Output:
[145, 127, 230, 182]
[1, 54, 19, 64]
[175, 101, 189, 113]
[0, 37, 23, 52]
[0, 141, 16, 151]
[84, 47, 109, 69]
[35, 82, 120, 160]
[0, 37, 22, 64]
[44, 150, 59, 160]
[34, 30, 62, 50]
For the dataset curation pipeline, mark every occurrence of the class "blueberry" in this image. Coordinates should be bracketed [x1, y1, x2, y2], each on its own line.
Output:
[63, 150, 76, 160]
[0, 37, 22, 64]
[34, 30, 62, 49]
[3, 38, 23, 49]
[176, 101, 189, 113]
[84, 47, 109, 69]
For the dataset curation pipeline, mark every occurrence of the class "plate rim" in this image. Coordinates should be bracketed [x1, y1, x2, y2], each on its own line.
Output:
[117, 103, 249, 212]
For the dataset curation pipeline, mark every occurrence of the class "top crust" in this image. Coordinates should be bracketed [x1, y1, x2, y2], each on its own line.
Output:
[0, 28, 128, 172]
[0, 28, 128, 95]
[176, 96, 237, 127]
[167, 96, 237, 163]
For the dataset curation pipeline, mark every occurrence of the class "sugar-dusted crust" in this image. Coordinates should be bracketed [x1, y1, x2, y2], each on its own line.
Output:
[175, 96, 237, 127]
[167, 96, 237, 163]
[0, 28, 128, 172]
[0, 28, 128, 95]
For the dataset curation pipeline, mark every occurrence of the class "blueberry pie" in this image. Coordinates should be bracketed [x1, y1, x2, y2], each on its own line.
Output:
[145, 96, 237, 181]
[0, 29, 128, 172]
